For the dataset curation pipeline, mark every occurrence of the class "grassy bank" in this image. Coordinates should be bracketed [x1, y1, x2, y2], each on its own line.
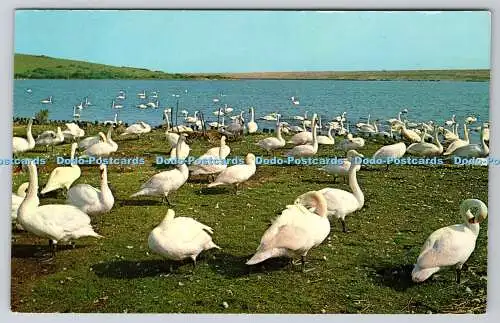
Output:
[14, 53, 489, 81]
[11, 124, 488, 313]
[14, 54, 226, 80]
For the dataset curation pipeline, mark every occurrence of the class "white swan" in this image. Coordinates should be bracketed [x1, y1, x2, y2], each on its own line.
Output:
[338, 133, 365, 151]
[451, 125, 489, 158]
[116, 91, 126, 100]
[79, 131, 106, 150]
[40, 96, 52, 104]
[207, 153, 256, 193]
[189, 139, 228, 180]
[13, 119, 35, 155]
[317, 124, 335, 145]
[120, 121, 151, 137]
[297, 150, 364, 233]
[406, 129, 443, 157]
[41, 143, 81, 194]
[35, 126, 64, 151]
[397, 122, 421, 143]
[288, 117, 314, 145]
[137, 90, 146, 99]
[246, 190, 330, 271]
[247, 107, 258, 134]
[257, 120, 286, 155]
[137, 103, 148, 109]
[260, 112, 278, 121]
[146, 100, 159, 108]
[318, 150, 363, 183]
[17, 161, 102, 259]
[130, 135, 189, 205]
[412, 199, 487, 283]
[372, 142, 406, 169]
[149, 209, 221, 270]
[286, 119, 318, 157]
[66, 164, 114, 215]
[185, 111, 199, 124]
[443, 124, 470, 156]
[73, 106, 80, 119]
[200, 136, 231, 159]
[11, 182, 29, 229]
[82, 129, 118, 157]
[104, 113, 120, 126]
[62, 123, 85, 141]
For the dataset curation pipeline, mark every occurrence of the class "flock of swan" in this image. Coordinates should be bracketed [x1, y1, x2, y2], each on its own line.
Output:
[11, 106, 488, 285]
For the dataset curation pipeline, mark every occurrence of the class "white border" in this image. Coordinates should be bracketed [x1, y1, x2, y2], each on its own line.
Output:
[1, 1, 498, 323]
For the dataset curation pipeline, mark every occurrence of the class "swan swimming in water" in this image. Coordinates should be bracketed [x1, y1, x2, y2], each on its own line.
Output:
[412, 199, 487, 283]
[148, 209, 221, 271]
[246, 190, 330, 272]
[296, 150, 364, 233]
[17, 161, 102, 260]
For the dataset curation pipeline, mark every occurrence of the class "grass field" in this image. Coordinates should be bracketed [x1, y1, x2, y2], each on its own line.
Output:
[10, 124, 488, 313]
[14, 53, 489, 81]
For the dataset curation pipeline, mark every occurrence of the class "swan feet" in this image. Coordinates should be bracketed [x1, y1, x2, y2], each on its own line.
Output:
[340, 219, 352, 233]
[39, 240, 57, 262]
[161, 196, 175, 207]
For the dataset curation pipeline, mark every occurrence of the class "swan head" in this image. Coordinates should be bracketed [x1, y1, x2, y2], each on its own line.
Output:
[245, 153, 256, 165]
[293, 191, 327, 217]
[346, 133, 353, 140]
[99, 163, 107, 178]
[460, 199, 488, 224]
[159, 209, 176, 228]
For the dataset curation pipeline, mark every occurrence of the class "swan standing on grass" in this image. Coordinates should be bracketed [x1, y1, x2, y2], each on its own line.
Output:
[372, 142, 406, 170]
[11, 182, 29, 230]
[66, 164, 114, 215]
[163, 110, 180, 148]
[82, 128, 118, 157]
[397, 122, 421, 143]
[412, 199, 487, 284]
[297, 150, 364, 233]
[256, 119, 286, 155]
[318, 150, 362, 183]
[203, 135, 231, 159]
[17, 161, 102, 260]
[443, 124, 470, 155]
[149, 209, 221, 271]
[246, 191, 330, 272]
[35, 126, 64, 151]
[288, 114, 317, 145]
[130, 135, 189, 206]
[337, 133, 365, 151]
[13, 119, 35, 155]
[41, 143, 81, 195]
[207, 153, 256, 194]
[62, 123, 85, 141]
[286, 118, 318, 158]
[169, 135, 191, 160]
[79, 131, 106, 150]
[189, 141, 228, 181]
[247, 107, 258, 134]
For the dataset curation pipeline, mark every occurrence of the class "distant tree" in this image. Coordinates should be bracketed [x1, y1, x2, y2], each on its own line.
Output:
[34, 109, 49, 124]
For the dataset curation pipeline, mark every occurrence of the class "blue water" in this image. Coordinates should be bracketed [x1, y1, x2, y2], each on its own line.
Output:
[14, 79, 489, 142]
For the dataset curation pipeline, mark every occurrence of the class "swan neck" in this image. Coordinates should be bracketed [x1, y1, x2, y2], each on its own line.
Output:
[463, 124, 469, 142]
[348, 165, 364, 207]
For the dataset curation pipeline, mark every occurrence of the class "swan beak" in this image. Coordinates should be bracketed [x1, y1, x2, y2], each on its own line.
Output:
[468, 217, 477, 224]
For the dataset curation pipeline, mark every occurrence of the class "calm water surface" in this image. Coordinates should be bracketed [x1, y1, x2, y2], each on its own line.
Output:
[14, 79, 489, 142]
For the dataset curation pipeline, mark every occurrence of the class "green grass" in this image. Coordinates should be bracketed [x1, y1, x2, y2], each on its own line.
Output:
[15, 53, 489, 81]
[14, 54, 226, 80]
[11, 124, 488, 313]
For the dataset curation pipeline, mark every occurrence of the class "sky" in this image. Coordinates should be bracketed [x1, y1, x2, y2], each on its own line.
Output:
[14, 10, 491, 73]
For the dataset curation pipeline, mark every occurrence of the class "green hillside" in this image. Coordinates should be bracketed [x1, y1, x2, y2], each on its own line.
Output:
[14, 54, 225, 80]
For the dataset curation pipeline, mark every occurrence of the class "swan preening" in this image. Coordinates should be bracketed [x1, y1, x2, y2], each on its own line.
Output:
[35, 126, 65, 151]
[17, 161, 102, 259]
[66, 164, 114, 215]
[148, 209, 221, 270]
[246, 190, 330, 271]
[121, 121, 151, 137]
[131, 135, 189, 205]
[41, 143, 81, 195]
[297, 150, 364, 233]
[207, 153, 256, 193]
[11, 182, 29, 229]
[412, 199, 487, 283]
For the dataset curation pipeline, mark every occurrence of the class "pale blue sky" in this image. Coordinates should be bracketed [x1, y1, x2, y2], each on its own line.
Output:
[14, 10, 491, 73]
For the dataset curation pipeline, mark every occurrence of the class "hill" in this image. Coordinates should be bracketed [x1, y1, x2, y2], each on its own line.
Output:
[14, 54, 225, 80]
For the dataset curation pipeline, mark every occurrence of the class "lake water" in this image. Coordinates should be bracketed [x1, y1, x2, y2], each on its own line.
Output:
[13, 79, 489, 143]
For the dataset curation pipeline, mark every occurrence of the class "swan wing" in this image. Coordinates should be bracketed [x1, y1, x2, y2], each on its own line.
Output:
[67, 184, 101, 207]
[213, 164, 254, 184]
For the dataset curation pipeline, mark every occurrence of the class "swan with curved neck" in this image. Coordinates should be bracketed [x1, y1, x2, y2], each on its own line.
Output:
[317, 124, 335, 145]
[451, 124, 489, 158]
[412, 199, 487, 283]
[66, 164, 114, 215]
[406, 129, 443, 157]
[13, 119, 35, 155]
[41, 143, 81, 194]
[130, 135, 189, 205]
[246, 190, 330, 272]
[207, 153, 256, 194]
[189, 136, 228, 180]
[17, 161, 102, 259]
[443, 124, 470, 155]
[35, 126, 64, 152]
[296, 150, 364, 233]
[11, 182, 29, 229]
[288, 113, 316, 145]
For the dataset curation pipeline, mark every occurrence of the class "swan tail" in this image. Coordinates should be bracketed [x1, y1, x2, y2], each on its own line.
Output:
[411, 264, 440, 283]
[246, 248, 287, 265]
[130, 190, 147, 198]
[207, 241, 221, 250]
